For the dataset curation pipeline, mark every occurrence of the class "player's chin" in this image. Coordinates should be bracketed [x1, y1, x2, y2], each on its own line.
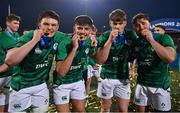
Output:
[79, 37, 87, 40]
[80, 35, 87, 39]
[48, 32, 55, 37]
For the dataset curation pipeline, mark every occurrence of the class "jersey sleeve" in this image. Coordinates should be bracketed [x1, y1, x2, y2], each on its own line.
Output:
[97, 31, 110, 47]
[161, 34, 175, 48]
[88, 57, 96, 66]
[56, 37, 72, 61]
[0, 32, 17, 50]
[16, 31, 34, 47]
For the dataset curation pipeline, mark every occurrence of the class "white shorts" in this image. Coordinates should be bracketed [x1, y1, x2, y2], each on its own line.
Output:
[87, 65, 102, 78]
[97, 79, 131, 99]
[134, 84, 171, 111]
[53, 80, 86, 105]
[0, 76, 11, 105]
[8, 83, 49, 112]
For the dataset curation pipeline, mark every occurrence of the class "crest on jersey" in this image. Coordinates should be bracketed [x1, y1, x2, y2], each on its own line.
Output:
[35, 48, 42, 54]
[85, 48, 89, 54]
[53, 42, 58, 50]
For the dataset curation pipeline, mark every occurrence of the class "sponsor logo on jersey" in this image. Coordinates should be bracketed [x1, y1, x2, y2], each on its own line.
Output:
[139, 61, 151, 66]
[112, 57, 119, 62]
[35, 60, 49, 69]
[70, 65, 81, 70]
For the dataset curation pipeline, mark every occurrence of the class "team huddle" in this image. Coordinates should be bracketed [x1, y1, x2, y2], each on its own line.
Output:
[0, 9, 176, 112]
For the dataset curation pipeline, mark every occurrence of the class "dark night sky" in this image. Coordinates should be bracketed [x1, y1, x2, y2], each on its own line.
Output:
[0, 0, 180, 34]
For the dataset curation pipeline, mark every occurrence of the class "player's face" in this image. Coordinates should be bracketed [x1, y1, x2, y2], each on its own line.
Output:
[154, 27, 165, 34]
[38, 17, 59, 37]
[109, 20, 127, 33]
[74, 24, 91, 40]
[91, 30, 96, 36]
[6, 20, 20, 32]
[133, 18, 150, 34]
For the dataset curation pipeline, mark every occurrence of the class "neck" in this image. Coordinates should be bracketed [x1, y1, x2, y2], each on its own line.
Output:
[6, 27, 15, 33]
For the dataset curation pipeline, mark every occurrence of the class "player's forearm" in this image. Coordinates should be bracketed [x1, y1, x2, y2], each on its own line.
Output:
[5, 39, 39, 67]
[95, 39, 113, 64]
[56, 48, 77, 77]
[0, 63, 9, 73]
[148, 39, 175, 63]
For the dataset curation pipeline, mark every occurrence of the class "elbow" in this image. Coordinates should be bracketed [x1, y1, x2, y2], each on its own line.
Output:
[166, 48, 176, 64]
[5, 52, 19, 67]
[165, 54, 176, 64]
[98, 61, 104, 65]
[97, 60, 105, 65]
[56, 63, 68, 77]
[168, 56, 175, 64]
[57, 70, 67, 77]
[5, 58, 15, 68]
[95, 56, 106, 65]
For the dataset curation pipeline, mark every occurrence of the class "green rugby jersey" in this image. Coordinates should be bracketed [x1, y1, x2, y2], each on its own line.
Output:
[83, 56, 97, 71]
[135, 33, 175, 89]
[11, 30, 67, 91]
[53, 37, 96, 86]
[0, 31, 19, 77]
[97, 29, 137, 80]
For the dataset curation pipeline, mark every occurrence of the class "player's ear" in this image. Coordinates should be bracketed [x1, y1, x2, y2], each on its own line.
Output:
[55, 24, 59, 31]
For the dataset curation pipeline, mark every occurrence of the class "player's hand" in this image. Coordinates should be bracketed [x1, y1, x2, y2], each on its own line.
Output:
[109, 29, 119, 42]
[72, 34, 79, 50]
[32, 29, 44, 43]
[141, 29, 154, 42]
[89, 34, 97, 47]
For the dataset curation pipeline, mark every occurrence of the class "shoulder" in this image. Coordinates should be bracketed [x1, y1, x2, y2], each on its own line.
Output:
[155, 33, 175, 47]
[0, 31, 14, 42]
[155, 33, 172, 41]
[101, 30, 111, 37]
[0, 32, 16, 49]
[16, 30, 34, 46]
[20, 30, 34, 40]
[54, 31, 67, 37]
[124, 28, 135, 34]
[124, 28, 137, 38]
[97, 30, 111, 41]
[163, 34, 172, 38]
[0, 31, 8, 39]
[54, 31, 71, 43]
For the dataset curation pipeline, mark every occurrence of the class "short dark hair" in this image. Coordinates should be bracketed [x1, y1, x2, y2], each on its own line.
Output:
[155, 25, 166, 31]
[37, 10, 60, 24]
[109, 9, 127, 22]
[74, 15, 93, 27]
[6, 14, 21, 22]
[132, 13, 149, 24]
